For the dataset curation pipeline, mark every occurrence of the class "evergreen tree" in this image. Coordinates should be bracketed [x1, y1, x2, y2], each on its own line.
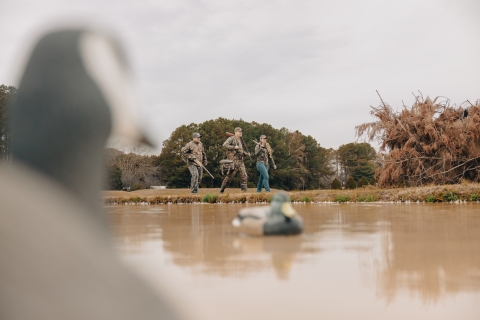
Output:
[357, 176, 369, 188]
[351, 159, 377, 182]
[337, 142, 377, 181]
[345, 176, 357, 189]
[331, 178, 342, 190]
[106, 165, 124, 190]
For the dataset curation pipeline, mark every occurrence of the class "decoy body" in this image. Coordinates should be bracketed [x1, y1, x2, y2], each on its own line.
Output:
[0, 29, 186, 320]
[232, 192, 304, 236]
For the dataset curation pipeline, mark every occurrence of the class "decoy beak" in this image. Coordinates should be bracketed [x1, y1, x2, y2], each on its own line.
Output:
[79, 32, 155, 147]
[281, 202, 296, 218]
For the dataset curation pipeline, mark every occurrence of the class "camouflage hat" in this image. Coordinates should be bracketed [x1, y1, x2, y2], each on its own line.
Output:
[260, 135, 267, 139]
[192, 132, 201, 138]
[234, 127, 243, 132]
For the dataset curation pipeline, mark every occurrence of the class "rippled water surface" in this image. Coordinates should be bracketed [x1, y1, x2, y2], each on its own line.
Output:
[106, 203, 480, 320]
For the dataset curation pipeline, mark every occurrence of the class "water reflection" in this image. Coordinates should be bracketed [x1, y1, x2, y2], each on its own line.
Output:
[375, 205, 480, 303]
[107, 203, 480, 317]
[109, 204, 320, 279]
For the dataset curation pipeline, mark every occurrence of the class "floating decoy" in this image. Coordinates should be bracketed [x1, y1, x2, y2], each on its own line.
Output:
[0, 29, 186, 320]
[232, 191, 304, 236]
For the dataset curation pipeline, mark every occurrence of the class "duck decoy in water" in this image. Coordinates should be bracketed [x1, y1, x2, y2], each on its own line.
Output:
[232, 191, 304, 236]
[0, 29, 187, 320]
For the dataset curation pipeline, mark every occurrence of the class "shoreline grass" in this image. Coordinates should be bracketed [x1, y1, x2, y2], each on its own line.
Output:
[103, 183, 480, 205]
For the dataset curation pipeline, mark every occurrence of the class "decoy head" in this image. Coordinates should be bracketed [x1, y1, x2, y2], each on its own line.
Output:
[270, 191, 297, 218]
[9, 28, 153, 213]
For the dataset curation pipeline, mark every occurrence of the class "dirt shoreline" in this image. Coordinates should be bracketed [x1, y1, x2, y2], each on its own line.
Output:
[103, 183, 480, 204]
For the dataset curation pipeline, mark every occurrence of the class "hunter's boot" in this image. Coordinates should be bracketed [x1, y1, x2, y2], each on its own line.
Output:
[219, 182, 227, 193]
[191, 185, 198, 194]
[241, 184, 248, 192]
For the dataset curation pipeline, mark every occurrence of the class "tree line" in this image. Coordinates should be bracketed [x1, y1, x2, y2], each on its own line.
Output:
[155, 118, 334, 190]
[104, 145, 161, 191]
[0, 85, 17, 163]
[154, 118, 377, 190]
[7, 82, 480, 189]
[0, 83, 378, 190]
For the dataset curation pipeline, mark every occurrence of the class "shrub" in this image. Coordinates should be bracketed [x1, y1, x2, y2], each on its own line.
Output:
[298, 196, 312, 203]
[470, 194, 479, 201]
[425, 194, 436, 203]
[249, 193, 269, 203]
[358, 194, 375, 202]
[127, 196, 144, 203]
[334, 195, 350, 203]
[442, 192, 459, 202]
[331, 178, 342, 190]
[235, 196, 247, 203]
[357, 176, 369, 188]
[345, 177, 357, 189]
[202, 194, 218, 203]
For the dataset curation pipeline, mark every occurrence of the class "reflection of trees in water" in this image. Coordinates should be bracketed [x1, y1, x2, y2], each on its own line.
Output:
[376, 205, 480, 303]
[109, 204, 323, 279]
[108, 206, 164, 254]
[108, 203, 480, 301]
[158, 205, 322, 279]
[337, 204, 480, 303]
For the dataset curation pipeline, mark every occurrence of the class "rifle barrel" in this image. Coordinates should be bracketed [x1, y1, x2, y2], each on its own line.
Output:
[240, 136, 252, 162]
[194, 159, 214, 179]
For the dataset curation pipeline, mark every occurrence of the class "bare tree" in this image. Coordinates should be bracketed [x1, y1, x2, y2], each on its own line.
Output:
[356, 92, 480, 187]
[104, 146, 160, 190]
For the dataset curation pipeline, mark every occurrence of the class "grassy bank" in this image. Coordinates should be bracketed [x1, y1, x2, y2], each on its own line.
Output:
[103, 183, 480, 204]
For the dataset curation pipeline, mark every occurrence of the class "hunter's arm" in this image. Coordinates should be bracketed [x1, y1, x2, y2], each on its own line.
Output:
[223, 137, 235, 150]
[181, 143, 194, 159]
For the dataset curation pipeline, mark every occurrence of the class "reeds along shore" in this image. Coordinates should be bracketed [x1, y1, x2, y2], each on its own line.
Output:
[103, 183, 480, 204]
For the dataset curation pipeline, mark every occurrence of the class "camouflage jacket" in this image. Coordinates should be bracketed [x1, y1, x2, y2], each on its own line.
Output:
[223, 136, 248, 160]
[181, 141, 206, 166]
[255, 143, 270, 165]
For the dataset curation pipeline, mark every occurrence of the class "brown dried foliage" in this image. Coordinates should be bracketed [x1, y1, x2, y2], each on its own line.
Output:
[356, 92, 480, 187]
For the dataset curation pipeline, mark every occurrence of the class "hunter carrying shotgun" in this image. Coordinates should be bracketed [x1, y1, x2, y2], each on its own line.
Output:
[253, 135, 276, 192]
[219, 127, 251, 193]
[181, 132, 211, 194]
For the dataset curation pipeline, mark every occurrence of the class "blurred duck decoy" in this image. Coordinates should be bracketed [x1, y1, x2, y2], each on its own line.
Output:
[0, 29, 186, 320]
[232, 191, 304, 236]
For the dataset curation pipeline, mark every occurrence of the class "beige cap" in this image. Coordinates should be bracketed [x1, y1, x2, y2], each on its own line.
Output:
[234, 127, 242, 132]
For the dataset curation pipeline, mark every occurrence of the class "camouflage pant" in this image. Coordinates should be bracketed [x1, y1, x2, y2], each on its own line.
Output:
[188, 165, 203, 193]
[221, 159, 247, 190]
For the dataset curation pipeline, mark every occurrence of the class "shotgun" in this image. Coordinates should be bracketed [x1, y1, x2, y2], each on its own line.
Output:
[193, 159, 214, 179]
[253, 139, 276, 168]
[226, 132, 252, 162]
[181, 154, 214, 179]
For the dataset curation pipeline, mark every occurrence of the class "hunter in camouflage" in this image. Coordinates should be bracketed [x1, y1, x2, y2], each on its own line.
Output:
[255, 134, 276, 192]
[220, 127, 250, 193]
[181, 132, 207, 193]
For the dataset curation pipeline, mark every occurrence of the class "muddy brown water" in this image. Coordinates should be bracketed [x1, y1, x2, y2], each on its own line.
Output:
[106, 203, 480, 320]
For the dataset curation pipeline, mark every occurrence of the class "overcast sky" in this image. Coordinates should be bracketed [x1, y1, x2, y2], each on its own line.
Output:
[1, 0, 479, 153]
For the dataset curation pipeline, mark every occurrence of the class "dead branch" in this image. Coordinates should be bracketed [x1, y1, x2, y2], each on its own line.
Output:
[357, 94, 480, 187]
